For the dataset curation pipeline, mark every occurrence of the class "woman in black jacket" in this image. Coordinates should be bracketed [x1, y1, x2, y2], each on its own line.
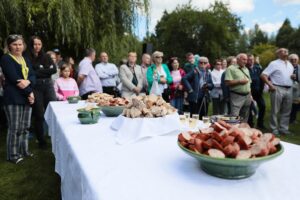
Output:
[0, 34, 36, 164]
[26, 36, 57, 148]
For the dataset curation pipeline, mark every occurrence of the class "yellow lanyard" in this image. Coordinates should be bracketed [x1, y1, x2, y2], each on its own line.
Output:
[9, 54, 29, 80]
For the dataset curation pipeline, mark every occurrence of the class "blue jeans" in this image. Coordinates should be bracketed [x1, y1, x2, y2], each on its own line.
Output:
[170, 97, 184, 114]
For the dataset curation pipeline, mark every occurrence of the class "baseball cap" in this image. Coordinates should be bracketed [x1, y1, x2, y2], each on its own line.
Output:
[53, 48, 60, 55]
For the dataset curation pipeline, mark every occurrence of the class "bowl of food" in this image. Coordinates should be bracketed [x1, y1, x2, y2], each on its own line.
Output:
[77, 111, 100, 124]
[211, 115, 241, 124]
[99, 106, 125, 117]
[67, 96, 81, 104]
[177, 121, 284, 179]
[178, 141, 283, 179]
[77, 106, 100, 113]
[77, 106, 101, 124]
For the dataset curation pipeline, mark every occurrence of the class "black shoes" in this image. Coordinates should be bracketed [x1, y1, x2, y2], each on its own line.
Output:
[24, 152, 34, 157]
[8, 157, 24, 164]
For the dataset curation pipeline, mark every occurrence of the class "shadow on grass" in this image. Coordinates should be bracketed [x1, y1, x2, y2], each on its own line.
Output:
[0, 131, 61, 200]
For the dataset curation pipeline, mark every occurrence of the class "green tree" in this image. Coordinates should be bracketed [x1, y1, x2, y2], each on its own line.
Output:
[151, 1, 242, 62]
[0, 0, 149, 63]
[275, 18, 294, 48]
[252, 43, 276, 67]
[288, 26, 300, 56]
[236, 30, 250, 53]
[248, 24, 268, 48]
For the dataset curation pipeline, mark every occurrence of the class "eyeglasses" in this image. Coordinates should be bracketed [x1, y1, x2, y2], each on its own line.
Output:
[155, 56, 163, 59]
[199, 62, 208, 64]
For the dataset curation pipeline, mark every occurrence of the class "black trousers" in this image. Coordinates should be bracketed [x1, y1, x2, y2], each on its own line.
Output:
[162, 88, 170, 103]
[189, 97, 209, 120]
[103, 86, 118, 97]
[248, 92, 266, 128]
[81, 91, 95, 100]
[33, 79, 56, 146]
[290, 103, 300, 123]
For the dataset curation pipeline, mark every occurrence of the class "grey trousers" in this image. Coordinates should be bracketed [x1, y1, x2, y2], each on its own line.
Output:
[4, 105, 32, 160]
[229, 92, 252, 122]
[270, 86, 292, 133]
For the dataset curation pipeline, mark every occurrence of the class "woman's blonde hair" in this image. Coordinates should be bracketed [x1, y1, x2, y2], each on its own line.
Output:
[152, 51, 164, 60]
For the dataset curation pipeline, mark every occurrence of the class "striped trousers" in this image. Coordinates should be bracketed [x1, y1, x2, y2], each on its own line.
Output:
[4, 105, 32, 161]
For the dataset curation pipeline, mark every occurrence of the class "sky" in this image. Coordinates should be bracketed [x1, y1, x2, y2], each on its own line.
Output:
[137, 0, 300, 38]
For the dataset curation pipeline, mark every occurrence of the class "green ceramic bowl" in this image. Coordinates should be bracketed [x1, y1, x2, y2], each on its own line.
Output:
[77, 111, 100, 124]
[99, 106, 125, 117]
[77, 107, 101, 114]
[178, 142, 284, 179]
[67, 96, 81, 104]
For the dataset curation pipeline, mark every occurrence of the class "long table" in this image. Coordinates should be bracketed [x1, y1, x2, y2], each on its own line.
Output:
[45, 101, 300, 200]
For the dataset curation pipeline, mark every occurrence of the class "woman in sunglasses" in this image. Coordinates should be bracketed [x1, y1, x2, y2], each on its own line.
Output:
[147, 51, 173, 102]
[0, 34, 36, 164]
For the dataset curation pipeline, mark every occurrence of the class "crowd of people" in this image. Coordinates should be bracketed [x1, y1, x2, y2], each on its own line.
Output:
[0, 34, 299, 164]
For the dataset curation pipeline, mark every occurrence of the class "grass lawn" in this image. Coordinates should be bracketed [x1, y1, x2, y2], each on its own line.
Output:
[256, 93, 300, 145]
[0, 93, 299, 200]
[0, 135, 61, 200]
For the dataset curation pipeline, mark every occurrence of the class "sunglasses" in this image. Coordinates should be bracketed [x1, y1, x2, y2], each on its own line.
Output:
[155, 56, 163, 59]
[8, 34, 23, 40]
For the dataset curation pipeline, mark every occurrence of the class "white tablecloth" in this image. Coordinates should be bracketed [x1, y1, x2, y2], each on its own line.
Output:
[45, 101, 300, 200]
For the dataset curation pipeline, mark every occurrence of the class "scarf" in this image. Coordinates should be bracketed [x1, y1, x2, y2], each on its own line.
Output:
[9, 54, 29, 80]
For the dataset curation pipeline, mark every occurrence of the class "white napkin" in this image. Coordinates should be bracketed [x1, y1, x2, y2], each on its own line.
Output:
[111, 113, 181, 144]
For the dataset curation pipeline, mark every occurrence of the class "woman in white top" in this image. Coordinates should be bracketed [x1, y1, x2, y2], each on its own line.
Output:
[146, 51, 173, 102]
[211, 59, 225, 115]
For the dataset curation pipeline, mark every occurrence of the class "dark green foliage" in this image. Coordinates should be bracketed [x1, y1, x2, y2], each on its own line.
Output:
[149, 2, 242, 62]
[0, 0, 149, 63]
[288, 26, 300, 56]
[249, 24, 269, 48]
[275, 18, 295, 48]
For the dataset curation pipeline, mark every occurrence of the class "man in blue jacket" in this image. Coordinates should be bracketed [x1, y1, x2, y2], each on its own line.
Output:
[182, 56, 214, 119]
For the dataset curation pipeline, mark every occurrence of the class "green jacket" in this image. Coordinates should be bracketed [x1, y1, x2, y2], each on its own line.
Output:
[146, 63, 173, 92]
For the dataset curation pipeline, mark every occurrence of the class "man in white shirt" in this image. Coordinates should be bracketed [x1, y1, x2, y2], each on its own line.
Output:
[95, 52, 119, 96]
[261, 48, 294, 135]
